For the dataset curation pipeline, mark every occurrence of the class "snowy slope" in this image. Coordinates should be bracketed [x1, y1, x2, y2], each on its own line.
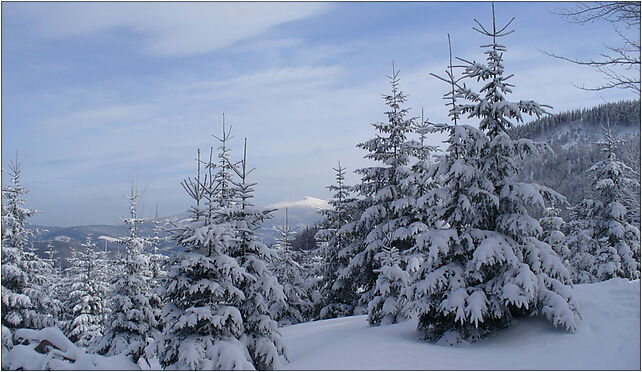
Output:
[280, 278, 640, 370]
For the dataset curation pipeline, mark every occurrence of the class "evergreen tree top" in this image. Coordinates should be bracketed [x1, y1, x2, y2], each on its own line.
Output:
[430, 34, 464, 126]
[211, 114, 236, 209]
[596, 121, 627, 161]
[357, 64, 418, 169]
[454, 4, 550, 136]
[2, 157, 39, 249]
[325, 161, 355, 211]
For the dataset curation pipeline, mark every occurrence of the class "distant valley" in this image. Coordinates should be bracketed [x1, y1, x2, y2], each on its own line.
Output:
[29, 196, 329, 266]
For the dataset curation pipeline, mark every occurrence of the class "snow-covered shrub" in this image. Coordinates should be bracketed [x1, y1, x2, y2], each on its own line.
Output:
[3, 326, 136, 370]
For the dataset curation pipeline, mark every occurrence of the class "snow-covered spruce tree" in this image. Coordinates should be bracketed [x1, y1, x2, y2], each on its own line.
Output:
[148, 205, 169, 284]
[64, 237, 109, 347]
[409, 7, 580, 343]
[1, 159, 38, 251]
[160, 148, 253, 370]
[270, 208, 310, 326]
[315, 162, 360, 319]
[42, 242, 67, 313]
[540, 206, 571, 268]
[223, 139, 288, 370]
[1, 247, 38, 330]
[591, 125, 640, 280]
[341, 65, 419, 315]
[367, 246, 410, 326]
[212, 114, 237, 209]
[567, 124, 640, 281]
[408, 34, 459, 232]
[94, 187, 160, 363]
[146, 208, 168, 351]
[565, 201, 601, 283]
[400, 107, 440, 293]
[619, 135, 641, 225]
[1, 158, 59, 331]
[300, 246, 325, 320]
[273, 207, 297, 250]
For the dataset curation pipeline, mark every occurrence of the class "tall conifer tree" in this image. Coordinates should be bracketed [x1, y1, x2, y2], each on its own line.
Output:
[342, 65, 419, 314]
[409, 6, 580, 343]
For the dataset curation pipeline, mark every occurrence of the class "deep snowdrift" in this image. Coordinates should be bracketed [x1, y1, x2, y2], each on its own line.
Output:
[280, 278, 640, 370]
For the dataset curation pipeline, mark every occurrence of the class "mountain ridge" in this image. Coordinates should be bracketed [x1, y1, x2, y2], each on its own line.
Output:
[511, 99, 640, 219]
[28, 196, 329, 264]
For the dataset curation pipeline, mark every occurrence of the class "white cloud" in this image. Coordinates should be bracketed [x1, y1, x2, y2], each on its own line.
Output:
[28, 49, 633, 225]
[13, 2, 331, 56]
[5, 4, 636, 226]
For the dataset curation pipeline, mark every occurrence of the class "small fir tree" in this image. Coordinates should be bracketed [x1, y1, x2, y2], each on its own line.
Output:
[64, 237, 110, 347]
[316, 162, 360, 319]
[565, 201, 601, 283]
[223, 139, 288, 370]
[540, 206, 571, 268]
[1, 158, 58, 331]
[148, 205, 169, 284]
[160, 147, 253, 370]
[566, 124, 641, 281]
[94, 187, 160, 363]
[270, 208, 310, 326]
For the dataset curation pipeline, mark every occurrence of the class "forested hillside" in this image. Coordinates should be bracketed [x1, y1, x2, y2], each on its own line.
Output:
[511, 100, 640, 222]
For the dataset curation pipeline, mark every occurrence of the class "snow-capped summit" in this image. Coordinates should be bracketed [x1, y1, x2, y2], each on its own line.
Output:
[257, 197, 329, 243]
[266, 196, 331, 211]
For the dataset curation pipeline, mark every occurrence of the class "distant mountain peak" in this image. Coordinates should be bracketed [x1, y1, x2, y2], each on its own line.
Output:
[97, 235, 119, 242]
[266, 196, 330, 210]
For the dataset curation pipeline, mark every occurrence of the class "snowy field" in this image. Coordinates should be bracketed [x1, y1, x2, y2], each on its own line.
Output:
[280, 278, 640, 370]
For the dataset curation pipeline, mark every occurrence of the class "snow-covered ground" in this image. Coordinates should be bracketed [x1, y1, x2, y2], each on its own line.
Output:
[280, 278, 640, 370]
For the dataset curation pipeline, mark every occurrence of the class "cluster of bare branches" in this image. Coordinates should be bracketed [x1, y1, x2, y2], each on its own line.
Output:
[556, 2, 640, 27]
[546, 2, 641, 94]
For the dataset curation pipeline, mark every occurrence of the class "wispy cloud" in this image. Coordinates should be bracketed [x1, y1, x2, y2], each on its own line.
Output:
[3, 2, 636, 226]
[7, 2, 331, 57]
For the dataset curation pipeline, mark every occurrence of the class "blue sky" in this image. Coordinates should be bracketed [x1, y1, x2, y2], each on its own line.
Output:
[2, 1, 638, 226]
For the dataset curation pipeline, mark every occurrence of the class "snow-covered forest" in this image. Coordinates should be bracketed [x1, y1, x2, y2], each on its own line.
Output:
[2, 3, 640, 371]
